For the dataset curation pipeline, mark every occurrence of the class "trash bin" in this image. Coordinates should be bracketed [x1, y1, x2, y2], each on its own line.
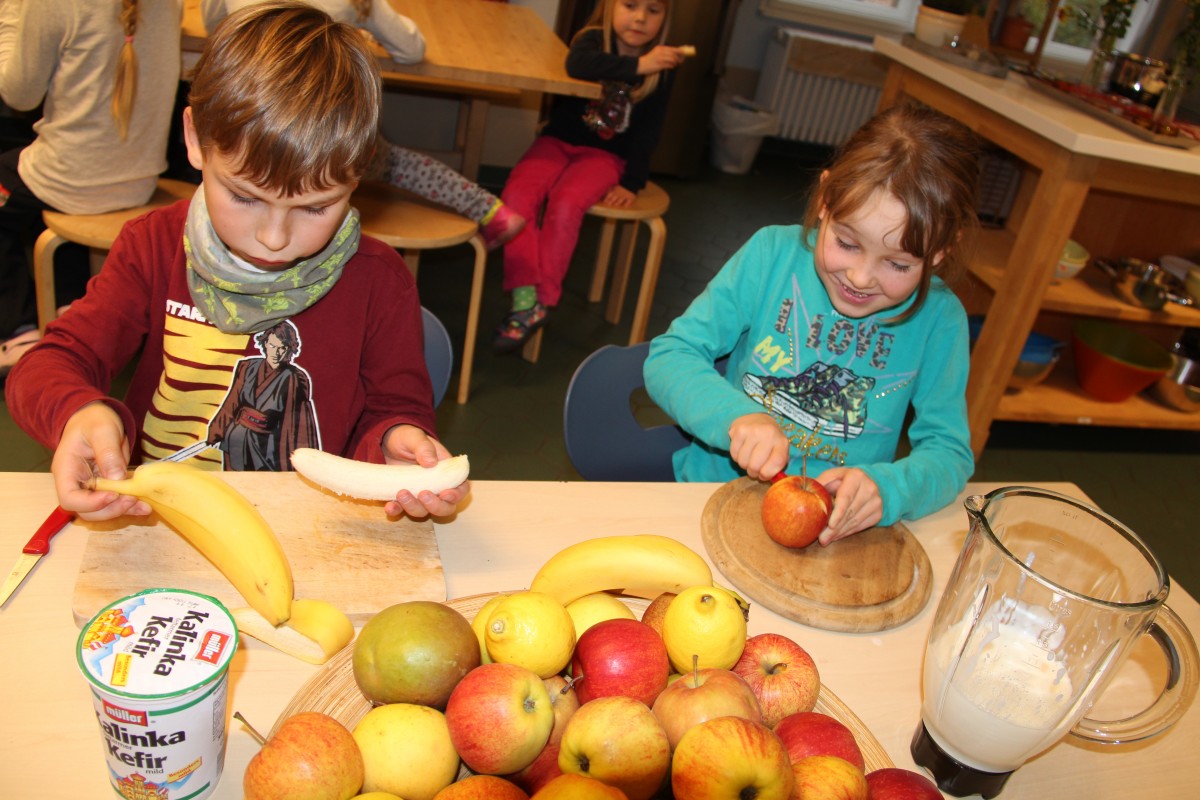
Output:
[710, 95, 779, 175]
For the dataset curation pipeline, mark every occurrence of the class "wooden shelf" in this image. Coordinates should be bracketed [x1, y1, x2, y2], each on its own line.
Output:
[971, 228, 1200, 327]
[994, 349, 1200, 429]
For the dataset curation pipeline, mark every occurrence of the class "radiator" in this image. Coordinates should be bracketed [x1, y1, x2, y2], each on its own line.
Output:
[754, 28, 886, 147]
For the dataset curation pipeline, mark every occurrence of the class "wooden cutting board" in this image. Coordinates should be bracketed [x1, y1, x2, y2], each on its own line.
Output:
[701, 478, 932, 633]
[71, 472, 445, 628]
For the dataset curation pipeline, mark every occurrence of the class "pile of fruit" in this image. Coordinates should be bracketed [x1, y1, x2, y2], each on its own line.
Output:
[242, 535, 942, 800]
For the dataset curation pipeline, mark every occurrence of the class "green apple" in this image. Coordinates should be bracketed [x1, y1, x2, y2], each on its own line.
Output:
[353, 600, 480, 708]
[353, 703, 460, 800]
[670, 716, 793, 800]
[444, 662, 555, 775]
[243, 711, 363, 800]
[558, 695, 670, 800]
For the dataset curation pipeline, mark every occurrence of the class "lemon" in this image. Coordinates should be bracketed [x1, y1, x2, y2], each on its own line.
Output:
[484, 590, 576, 678]
[565, 591, 636, 639]
[470, 593, 507, 665]
[661, 584, 748, 672]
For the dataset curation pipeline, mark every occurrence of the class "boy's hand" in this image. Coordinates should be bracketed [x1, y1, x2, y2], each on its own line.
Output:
[814, 467, 882, 545]
[601, 185, 636, 208]
[729, 413, 790, 482]
[637, 45, 685, 75]
[52, 402, 151, 521]
[381, 424, 469, 519]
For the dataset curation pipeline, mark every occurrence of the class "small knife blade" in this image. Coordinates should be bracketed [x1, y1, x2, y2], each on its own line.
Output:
[0, 505, 75, 608]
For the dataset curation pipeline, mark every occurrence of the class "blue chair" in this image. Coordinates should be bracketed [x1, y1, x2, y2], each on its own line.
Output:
[422, 306, 454, 408]
[563, 342, 690, 481]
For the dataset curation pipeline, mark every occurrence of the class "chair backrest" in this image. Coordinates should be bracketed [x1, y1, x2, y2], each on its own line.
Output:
[563, 342, 690, 481]
[422, 306, 454, 408]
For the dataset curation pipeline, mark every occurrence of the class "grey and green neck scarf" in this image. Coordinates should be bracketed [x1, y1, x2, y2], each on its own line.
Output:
[184, 184, 360, 333]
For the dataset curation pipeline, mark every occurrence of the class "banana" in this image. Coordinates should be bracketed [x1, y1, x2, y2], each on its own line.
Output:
[529, 534, 714, 606]
[92, 461, 294, 625]
[290, 448, 469, 501]
[232, 598, 355, 665]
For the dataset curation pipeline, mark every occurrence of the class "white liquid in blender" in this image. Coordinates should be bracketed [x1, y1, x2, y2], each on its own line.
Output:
[923, 613, 1077, 773]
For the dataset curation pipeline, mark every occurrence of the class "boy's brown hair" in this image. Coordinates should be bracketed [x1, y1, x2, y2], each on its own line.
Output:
[803, 103, 981, 322]
[187, 1, 381, 197]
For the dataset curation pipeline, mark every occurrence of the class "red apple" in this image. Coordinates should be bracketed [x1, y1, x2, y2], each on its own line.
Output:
[733, 633, 821, 728]
[671, 716, 794, 800]
[791, 755, 868, 800]
[432, 774, 530, 799]
[569, 618, 670, 706]
[243, 711, 363, 800]
[864, 768, 943, 800]
[640, 592, 675, 637]
[651, 667, 763, 750]
[444, 662, 555, 775]
[507, 741, 564, 795]
[774, 712, 865, 772]
[558, 695, 671, 800]
[761, 475, 832, 548]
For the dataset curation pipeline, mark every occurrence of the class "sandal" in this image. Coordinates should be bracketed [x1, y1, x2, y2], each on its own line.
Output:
[492, 302, 547, 354]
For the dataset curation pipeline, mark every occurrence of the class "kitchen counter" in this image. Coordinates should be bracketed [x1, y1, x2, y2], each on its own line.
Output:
[873, 36, 1200, 453]
[1, 475, 1197, 798]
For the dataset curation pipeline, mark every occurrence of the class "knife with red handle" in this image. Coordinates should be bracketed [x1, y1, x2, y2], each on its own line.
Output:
[0, 505, 75, 608]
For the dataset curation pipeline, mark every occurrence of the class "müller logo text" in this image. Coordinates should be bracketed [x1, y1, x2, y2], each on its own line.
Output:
[103, 701, 147, 727]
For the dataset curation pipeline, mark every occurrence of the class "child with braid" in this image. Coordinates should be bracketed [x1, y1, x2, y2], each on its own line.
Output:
[0, 0, 181, 378]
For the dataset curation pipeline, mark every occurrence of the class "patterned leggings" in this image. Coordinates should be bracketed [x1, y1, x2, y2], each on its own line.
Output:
[364, 135, 500, 224]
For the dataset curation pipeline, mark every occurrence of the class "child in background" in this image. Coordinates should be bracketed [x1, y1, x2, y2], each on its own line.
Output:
[0, 0, 181, 377]
[645, 104, 980, 545]
[6, 2, 467, 522]
[492, 0, 684, 353]
[201, 0, 525, 249]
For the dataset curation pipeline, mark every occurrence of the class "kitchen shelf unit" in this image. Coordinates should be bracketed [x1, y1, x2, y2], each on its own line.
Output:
[873, 36, 1200, 455]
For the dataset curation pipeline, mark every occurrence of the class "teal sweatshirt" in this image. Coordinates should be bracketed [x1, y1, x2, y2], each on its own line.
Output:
[644, 225, 973, 526]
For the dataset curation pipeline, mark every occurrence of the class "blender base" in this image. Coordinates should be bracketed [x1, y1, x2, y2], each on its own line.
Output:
[911, 721, 1015, 798]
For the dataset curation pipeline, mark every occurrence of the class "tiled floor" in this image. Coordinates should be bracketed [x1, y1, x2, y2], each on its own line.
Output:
[3, 144, 1197, 596]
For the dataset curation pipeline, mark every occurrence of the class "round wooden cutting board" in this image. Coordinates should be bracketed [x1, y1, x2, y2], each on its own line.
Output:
[701, 478, 933, 633]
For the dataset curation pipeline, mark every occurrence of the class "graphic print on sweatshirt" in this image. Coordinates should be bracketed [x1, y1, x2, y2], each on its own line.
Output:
[741, 292, 912, 445]
[140, 310, 321, 470]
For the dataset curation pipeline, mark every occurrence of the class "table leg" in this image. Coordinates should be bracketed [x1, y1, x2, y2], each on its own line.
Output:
[460, 97, 489, 182]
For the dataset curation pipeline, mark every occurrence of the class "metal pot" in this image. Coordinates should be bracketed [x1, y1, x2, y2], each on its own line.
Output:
[1108, 52, 1169, 106]
[1094, 258, 1195, 311]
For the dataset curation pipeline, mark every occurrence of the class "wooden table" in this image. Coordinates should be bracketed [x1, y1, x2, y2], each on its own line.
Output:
[873, 36, 1200, 456]
[1, 474, 1196, 798]
[182, 0, 599, 179]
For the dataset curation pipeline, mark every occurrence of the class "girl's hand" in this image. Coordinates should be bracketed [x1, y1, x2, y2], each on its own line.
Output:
[52, 402, 150, 521]
[729, 413, 791, 482]
[381, 424, 469, 518]
[637, 45, 685, 75]
[814, 467, 882, 545]
[601, 185, 636, 207]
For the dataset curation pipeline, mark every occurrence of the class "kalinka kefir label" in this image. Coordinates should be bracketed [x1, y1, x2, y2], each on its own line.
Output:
[77, 589, 238, 800]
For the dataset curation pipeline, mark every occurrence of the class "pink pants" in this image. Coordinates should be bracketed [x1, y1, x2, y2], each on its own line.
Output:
[500, 136, 625, 307]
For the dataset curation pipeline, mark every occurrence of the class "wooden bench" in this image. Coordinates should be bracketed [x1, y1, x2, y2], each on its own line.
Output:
[33, 178, 198, 333]
[523, 181, 670, 362]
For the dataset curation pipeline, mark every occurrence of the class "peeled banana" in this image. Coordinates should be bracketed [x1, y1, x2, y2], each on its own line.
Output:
[529, 534, 714, 606]
[232, 599, 354, 665]
[92, 460, 294, 626]
[291, 448, 470, 501]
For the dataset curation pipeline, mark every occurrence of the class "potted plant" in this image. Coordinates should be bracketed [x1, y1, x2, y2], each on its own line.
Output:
[915, 1, 985, 47]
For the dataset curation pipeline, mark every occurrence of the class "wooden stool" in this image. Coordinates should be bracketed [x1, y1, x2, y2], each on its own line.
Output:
[522, 181, 669, 362]
[352, 181, 487, 404]
[33, 178, 197, 333]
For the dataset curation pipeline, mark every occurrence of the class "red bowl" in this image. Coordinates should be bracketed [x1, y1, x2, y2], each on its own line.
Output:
[1072, 321, 1173, 402]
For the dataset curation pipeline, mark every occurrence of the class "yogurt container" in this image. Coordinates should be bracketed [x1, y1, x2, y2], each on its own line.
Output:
[77, 589, 239, 800]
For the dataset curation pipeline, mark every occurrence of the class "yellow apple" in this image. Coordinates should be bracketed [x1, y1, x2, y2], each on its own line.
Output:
[531, 773, 629, 799]
[671, 716, 794, 800]
[243, 711, 363, 800]
[432, 774, 529, 799]
[353, 703, 460, 800]
[558, 695, 670, 800]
